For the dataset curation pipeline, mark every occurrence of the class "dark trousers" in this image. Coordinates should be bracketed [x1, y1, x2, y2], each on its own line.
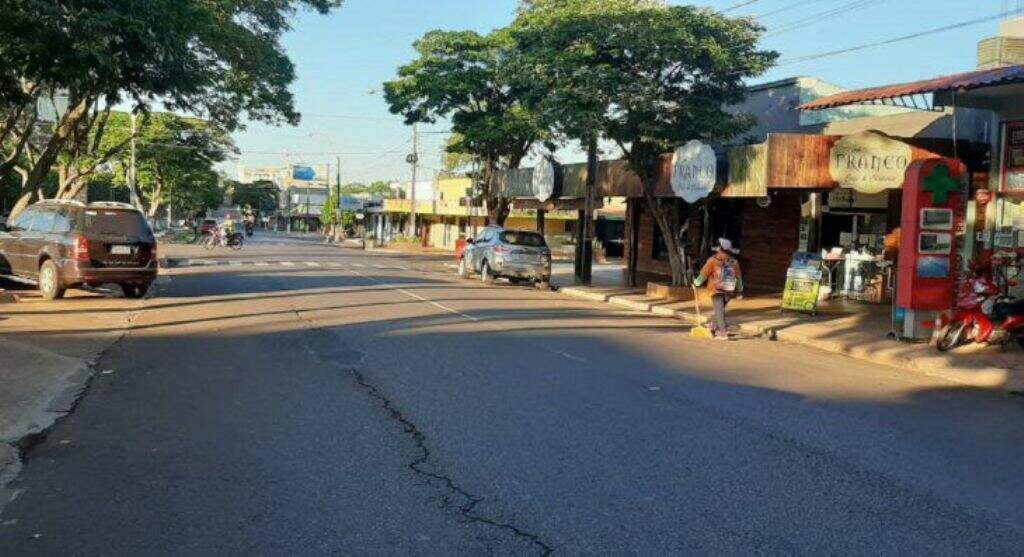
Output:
[712, 294, 729, 334]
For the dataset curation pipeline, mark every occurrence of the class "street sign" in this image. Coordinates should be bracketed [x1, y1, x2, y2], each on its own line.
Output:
[671, 140, 716, 203]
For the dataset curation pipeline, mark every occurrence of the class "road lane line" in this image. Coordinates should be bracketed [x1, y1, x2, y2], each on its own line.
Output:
[280, 261, 296, 267]
[305, 262, 321, 267]
[352, 263, 366, 268]
[254, 262, 270, 267]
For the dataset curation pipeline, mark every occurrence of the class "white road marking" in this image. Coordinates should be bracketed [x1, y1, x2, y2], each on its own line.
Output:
[352, 263, 366, 268]
[254, 262, 270, 267]
[305, 262, 321, 267]
[200, 260, 220, 266]
[228, 261, 242, 266]
[280, 261, 296, 267]
[372, 264, 386, 269]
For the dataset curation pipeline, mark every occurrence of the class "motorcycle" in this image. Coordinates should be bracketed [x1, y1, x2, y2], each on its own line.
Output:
[934, 264, 1024, 351]
[203, 229, 244, 251]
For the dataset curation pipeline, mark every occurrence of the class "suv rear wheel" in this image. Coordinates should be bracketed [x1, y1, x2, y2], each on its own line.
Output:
[121, 283, 150, 299]
[39, 259, 66, 300]
[480, 260, 494, 285]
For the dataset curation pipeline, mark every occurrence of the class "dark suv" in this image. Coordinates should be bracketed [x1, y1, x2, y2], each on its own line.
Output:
[0, 200, 158, 299]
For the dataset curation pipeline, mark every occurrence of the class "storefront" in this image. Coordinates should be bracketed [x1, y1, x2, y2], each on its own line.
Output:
[801, 64, 1024, 298]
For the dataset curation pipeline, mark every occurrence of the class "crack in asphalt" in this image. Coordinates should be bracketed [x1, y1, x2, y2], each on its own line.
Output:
[286, 301, 554, 555]
[347, 367, 554, 556]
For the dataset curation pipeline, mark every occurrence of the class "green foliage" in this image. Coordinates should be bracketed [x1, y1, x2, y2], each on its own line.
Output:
[383, 27, 545, 223]
[0, 0, 343, 129]
[513, 0, 775, 285]
[321, 188, 340, 227]
[338, 181, 394, 197]
[514, 0, 776, 171]
[231, 180, 280, 216]
[86, 112, 235, 217]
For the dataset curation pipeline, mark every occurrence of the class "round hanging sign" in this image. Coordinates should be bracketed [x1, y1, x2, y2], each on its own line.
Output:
[671, 140, 717, 203]
[532, 159, 557, 202]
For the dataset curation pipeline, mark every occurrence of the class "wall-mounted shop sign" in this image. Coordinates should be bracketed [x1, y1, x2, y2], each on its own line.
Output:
[671, 140, 717, 203]
[532, 158, 560, 202]
[829, 131, 911, 194]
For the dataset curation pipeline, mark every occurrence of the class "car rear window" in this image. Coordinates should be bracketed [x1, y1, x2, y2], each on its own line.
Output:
[500, 231, 546, 247]
[85, 210, 152, 238]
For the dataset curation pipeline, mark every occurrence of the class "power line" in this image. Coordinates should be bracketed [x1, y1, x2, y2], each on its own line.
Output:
[720, 0, 760, 13]
[755, 0, 836, 20]
[766, 0, 888, 37]
[780, 8, 1020, 65]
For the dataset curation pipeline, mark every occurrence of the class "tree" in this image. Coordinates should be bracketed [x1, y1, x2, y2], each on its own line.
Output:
[231, 180, 280, 222]
[339, 181, 396, 197]
[0, 0, 342, 218]
[514, 0, 775, 285]
[92, 112, 236, 218]
[383, 29, 545, 225]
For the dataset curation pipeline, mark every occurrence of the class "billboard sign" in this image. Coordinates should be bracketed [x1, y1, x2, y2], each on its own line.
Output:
[292, 165, 316, 181]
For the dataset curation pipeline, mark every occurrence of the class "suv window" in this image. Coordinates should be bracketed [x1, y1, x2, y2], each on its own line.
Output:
[85, 209, 153, 239]
[500, 231, 546, 247]
[8, 208, 35, 232]
[29, 207, 55, 232]
[53, 207, 77, 233]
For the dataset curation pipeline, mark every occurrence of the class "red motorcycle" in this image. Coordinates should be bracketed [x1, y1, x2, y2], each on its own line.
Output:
[934, 264, 1024, 351]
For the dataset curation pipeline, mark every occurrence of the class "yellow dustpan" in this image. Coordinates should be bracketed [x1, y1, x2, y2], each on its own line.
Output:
[690, 284, 714, 339]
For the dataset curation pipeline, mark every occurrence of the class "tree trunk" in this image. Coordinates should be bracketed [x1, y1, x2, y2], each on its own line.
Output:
[8, 191, 34, 221]
[19, 97, 92, 200]
[488, 197, 511, 226]
[642, 189, 686, 286]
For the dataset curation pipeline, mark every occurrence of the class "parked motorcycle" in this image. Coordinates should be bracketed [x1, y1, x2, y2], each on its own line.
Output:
[934, 264, 1024, 351]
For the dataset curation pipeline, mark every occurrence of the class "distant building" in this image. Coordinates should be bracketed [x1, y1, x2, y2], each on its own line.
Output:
[237, 163, 335, 232]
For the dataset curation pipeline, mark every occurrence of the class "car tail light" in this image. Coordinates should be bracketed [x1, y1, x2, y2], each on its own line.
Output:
[72, 235, 90, 262]
[493, 246, 510, 255]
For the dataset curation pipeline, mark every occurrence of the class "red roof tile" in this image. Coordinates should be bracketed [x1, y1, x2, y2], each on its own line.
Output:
[798, 65, 1024, 110]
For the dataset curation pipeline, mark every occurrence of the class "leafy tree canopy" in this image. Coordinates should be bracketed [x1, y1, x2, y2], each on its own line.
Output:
[383, 28, 545, 223]
[513, 0, 775, 285]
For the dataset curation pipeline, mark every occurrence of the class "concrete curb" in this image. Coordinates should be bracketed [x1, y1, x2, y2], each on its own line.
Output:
[557, 286, 1020, 391]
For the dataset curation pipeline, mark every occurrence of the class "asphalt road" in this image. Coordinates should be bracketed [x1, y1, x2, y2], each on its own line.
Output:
[4, 232, 1024, 554]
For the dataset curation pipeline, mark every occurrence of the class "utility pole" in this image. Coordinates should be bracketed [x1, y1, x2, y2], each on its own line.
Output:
[576, 137, 597, 285]
[407, 123, 419, 238]
[335, 154, 342, 242]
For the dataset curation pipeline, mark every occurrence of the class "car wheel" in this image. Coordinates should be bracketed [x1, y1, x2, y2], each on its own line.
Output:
[480, 260, 494, 285]
[121, 283, 150, 299]
[458, 256, 471, 279]
[38, 259, 65, 300]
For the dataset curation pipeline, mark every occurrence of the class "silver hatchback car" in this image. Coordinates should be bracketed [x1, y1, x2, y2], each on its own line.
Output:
[458, 226, 551, 287]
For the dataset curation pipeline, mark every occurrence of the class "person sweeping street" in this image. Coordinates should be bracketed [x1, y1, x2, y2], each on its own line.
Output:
[693, 238, 743, 340]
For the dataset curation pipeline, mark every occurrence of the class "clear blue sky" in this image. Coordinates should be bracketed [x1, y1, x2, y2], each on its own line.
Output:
[226, 0, 1019, 184]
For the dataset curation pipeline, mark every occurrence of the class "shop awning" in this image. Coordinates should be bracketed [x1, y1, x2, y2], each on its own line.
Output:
[798, 65, 1024, 111]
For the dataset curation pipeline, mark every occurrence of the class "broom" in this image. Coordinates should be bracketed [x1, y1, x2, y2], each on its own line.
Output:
[690, 283, 714, 339]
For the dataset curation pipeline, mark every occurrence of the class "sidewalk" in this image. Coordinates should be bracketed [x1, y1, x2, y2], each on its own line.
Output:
[0, 283, 140, 506]
[557, 280, 1024, 392]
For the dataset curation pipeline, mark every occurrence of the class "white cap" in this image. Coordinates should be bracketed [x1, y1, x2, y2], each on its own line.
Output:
[717, 238, 734, 253]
